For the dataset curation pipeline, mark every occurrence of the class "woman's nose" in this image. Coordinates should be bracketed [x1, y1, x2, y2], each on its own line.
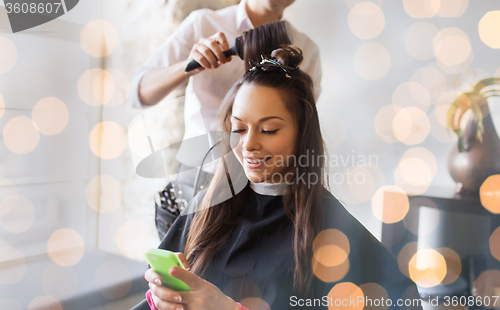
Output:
[242, 130, 261, 152]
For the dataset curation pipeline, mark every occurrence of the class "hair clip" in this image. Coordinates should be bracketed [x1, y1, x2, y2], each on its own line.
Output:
[248, 56, 297, 78]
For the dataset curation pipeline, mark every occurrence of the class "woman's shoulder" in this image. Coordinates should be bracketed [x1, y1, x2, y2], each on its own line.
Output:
[157, 189, 208, 252]
[318, 188, 416, 298]
[321, 187, 381, 243]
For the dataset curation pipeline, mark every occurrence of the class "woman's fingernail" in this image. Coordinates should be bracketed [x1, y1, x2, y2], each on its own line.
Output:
[154, 279, 161, 285]
[173, 295, 182, 302]
[176, 307, 183, 310]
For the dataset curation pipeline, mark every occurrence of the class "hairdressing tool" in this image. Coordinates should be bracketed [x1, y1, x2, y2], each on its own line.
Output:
[185, 20, 293, 72]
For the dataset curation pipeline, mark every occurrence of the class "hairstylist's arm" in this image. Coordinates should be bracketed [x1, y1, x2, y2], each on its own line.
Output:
[138, 32, 232, 106]
[146, 266, 239, 310]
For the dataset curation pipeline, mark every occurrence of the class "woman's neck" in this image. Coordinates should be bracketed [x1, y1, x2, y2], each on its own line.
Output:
[250, 182, 288, 196]
[245, 1, 283, 27]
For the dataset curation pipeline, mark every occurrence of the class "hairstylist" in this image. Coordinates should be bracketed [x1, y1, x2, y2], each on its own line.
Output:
[130, 0, 322, 239]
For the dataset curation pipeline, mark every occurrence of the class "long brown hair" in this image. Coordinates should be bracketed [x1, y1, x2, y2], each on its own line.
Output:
[185, 46, 326, 295]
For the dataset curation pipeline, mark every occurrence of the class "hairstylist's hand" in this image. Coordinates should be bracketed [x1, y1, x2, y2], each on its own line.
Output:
[147, 266, 239, 310]
[187, 32, 232, 73]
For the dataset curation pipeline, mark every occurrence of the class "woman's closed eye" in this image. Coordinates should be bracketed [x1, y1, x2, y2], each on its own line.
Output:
[261, 129, 278, 135]
[231, 128, 279, 135]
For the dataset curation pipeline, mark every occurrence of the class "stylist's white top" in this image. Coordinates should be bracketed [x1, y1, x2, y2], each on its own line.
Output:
[130, 0, 322, 167]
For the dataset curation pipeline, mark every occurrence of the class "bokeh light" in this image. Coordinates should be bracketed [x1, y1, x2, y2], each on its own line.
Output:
[393, 107, 430, 145]
[436, 53, 473, 75]
[480, 175, 500, 214]
[374, 105, 400, 143]
[399, 285, 425, 310]
[346, 0, 383, 10]
[335, 166, 376, 204]
[89, 121, 127, 159]
[398, 242, 419, 278]
[397, 147, 436, 189]
[348, 2, 385, 40]
[105, 69, 130, 107]
[312, 256, 350, 283]
[31, 97, 69, 135]
[27, 296, 62, 310]
[223, 277, 261, 301]
[0, 94, 4, 119]
[353, 43, 391, 80]
[93, 70, 114, 106]
[371, 186, 410, 224]
[360, 283, 389, 310]
[80, 20, 119, 57]
[403, 0, 440, 18]
[78, 69, 115, 106]
[313, 229, 350, 267]
[0, 195, 35, 233]
[431, 91, 462, 141]
[3, 116, 40, 154]
[47, 229, 85, 266]
[0, 184, 18, 215]
[403, 198, 440, 236]
[0, 246, 26, 284]
[436, 247, 461, 285]
[454, 68, 491, 93]
[116, 220, 159, 258]
[410, 67, 447, 102]
[328, 282, 364, 310]
[430, 105, 458, 143]
[437, 0, 468, 17]
[478, 11, 500, 49]
[489, 227, 500, 262]
[240, 298, 271, 310]
[0, 36, 17, 74]
[404, 22, 439, 60]
[394, 166, 430, 195]
[86, 175, 122, 213]
[409, 249, 447, 288]
[474, 270, 500, 309]
[392, 82, 431, 112]
[94, 261, 132, 299]
[435, 91, 460, 108]
[41, 264, 79, 300]
[433, 28, 471, 66]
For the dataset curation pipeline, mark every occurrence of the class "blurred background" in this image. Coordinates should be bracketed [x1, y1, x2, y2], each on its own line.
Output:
[0, 0, 500, 309]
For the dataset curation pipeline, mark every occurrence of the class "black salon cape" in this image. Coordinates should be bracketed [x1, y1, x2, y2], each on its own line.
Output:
[132, 186, 420, 310]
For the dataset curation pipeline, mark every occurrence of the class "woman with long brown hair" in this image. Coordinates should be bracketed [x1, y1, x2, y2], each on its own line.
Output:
[134, 46, 419, 310]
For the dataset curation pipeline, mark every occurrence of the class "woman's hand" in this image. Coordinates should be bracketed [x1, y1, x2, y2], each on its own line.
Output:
[187, 32, 232, 73]
[144, 253, 238, 310]
[146, 268, 238, 310]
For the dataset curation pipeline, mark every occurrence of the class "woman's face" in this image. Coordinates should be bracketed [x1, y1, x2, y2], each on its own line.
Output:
[230, 83, 297, 183]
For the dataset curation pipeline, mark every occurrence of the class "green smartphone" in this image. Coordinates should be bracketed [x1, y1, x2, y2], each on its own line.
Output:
[144, 248, 191, 291]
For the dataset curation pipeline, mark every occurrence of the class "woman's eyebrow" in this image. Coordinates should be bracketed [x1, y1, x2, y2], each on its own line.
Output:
[231, 116, 284, 122]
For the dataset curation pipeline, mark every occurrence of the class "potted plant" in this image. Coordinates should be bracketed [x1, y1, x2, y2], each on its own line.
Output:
[446, 77, 500, 194]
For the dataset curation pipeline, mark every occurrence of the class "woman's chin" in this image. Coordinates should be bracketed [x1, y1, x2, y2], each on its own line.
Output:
[244, 171, 267, 183]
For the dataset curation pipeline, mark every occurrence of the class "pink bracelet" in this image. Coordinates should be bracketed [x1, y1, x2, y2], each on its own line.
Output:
[146, 289, 159, 310]
[148, 289, 247, 310]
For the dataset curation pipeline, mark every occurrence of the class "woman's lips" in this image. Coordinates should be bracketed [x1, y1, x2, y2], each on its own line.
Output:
[244, 156, 271, 169]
